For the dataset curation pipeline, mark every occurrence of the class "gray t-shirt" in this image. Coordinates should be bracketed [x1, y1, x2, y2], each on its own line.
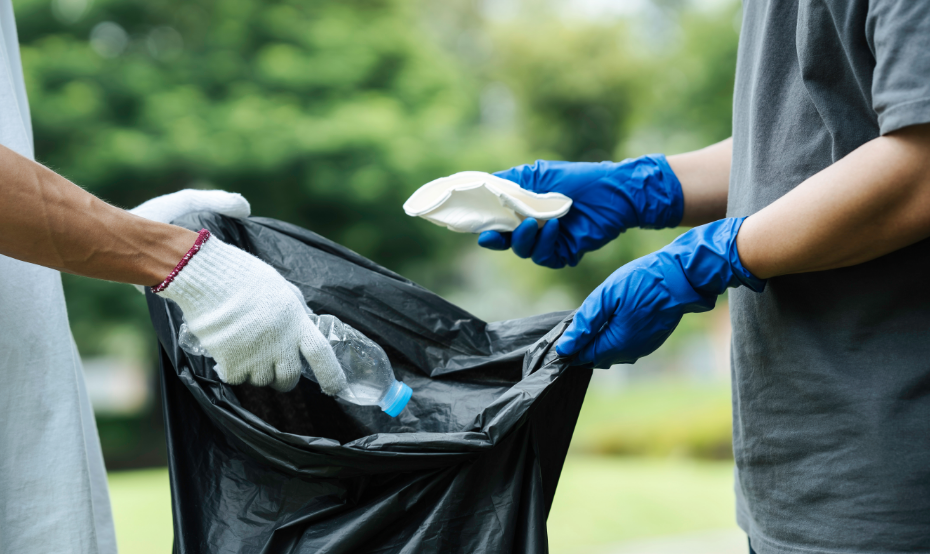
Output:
[728, 1, 930, 552]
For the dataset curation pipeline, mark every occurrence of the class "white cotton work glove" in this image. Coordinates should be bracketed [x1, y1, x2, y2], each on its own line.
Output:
[156, 232, 348, 393]
[129, 188, 251, 224]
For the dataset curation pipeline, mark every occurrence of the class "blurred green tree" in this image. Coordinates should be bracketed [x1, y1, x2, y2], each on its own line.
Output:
[13, 0, 741, 355]
[12, 0, 742, 467]
[428, 0, 742, 300]
[14, 0, 524, 357]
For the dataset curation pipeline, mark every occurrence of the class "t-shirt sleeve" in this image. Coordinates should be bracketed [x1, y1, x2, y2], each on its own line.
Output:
[867, 1, 930, 135]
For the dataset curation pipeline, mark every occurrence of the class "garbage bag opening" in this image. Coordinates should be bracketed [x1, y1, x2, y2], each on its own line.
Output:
[146, 212, 591, 554]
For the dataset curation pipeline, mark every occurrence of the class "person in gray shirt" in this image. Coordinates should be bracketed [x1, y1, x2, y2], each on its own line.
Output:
[472, 1, 930, 552]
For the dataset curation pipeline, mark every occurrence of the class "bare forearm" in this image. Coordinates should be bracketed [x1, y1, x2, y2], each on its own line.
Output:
[0, 145, 196, 285]
[737, 123, 930, 279]
[667, 137, 732, 226]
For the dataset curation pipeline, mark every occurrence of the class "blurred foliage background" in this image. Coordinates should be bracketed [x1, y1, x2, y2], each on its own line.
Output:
[14, 0, 746, 550]
[15, 0, 740, 360]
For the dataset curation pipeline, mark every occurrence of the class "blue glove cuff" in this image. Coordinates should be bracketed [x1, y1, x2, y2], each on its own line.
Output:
[640, 154, 685, 229]
[727, 217, 766, 293]
[667, 217, 766, 297]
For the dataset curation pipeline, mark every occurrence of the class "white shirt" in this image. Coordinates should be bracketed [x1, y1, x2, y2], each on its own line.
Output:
[0, 2, 117, 552]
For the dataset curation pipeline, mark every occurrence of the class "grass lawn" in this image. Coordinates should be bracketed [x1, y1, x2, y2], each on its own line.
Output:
[547, 457, 738, 553]
[570, 381, 733, 458]
[107, 456, 736, 554]
[107, 468, 173, 554]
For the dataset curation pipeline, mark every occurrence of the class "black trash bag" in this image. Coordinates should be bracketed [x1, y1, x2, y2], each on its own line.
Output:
[146, 213, 592, 554]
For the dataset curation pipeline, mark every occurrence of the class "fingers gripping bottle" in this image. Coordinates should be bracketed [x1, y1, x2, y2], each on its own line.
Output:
[303, 312, 413, 416]
[178, 295, 412, 417]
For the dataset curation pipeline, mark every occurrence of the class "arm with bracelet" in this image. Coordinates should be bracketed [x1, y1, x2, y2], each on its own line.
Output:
[0, 144, 344, 392]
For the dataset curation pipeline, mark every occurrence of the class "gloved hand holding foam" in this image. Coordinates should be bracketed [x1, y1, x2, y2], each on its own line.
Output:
[154, 229, 347, 393]
[479, 155, 685, 268]
[556, 218, 765, 368]
[403, 171, 573, 234]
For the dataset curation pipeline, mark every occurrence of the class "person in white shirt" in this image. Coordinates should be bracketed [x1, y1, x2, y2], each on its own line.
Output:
[0, 3, 343, 551]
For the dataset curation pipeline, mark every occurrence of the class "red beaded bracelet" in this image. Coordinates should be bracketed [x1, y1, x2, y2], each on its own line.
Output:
[151, 229, 212, 293]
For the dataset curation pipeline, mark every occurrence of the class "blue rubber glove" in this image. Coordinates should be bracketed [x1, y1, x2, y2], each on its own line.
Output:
[477, 155, 684, 268]
[554, 218, 766, 368]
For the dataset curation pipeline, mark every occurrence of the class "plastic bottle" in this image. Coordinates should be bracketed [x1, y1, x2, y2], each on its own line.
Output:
[178, 307, 412, 417]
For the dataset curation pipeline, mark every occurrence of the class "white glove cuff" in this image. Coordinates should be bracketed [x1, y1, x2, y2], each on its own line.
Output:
[151, 229, 212, 294]
[154, 232, 253, 310]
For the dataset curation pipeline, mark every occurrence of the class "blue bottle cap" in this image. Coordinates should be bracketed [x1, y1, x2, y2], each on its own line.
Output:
[381, 381, 413, 417]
